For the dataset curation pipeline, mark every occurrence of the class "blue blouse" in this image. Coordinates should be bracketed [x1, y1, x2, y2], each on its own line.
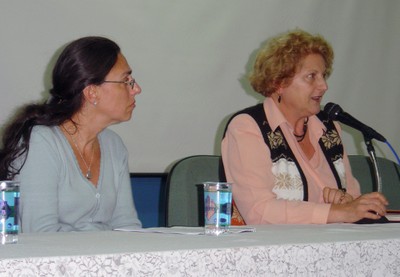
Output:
[15, 126, 142, 232]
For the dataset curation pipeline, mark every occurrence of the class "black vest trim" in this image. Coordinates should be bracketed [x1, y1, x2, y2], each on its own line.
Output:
[316, 112, 344, 190]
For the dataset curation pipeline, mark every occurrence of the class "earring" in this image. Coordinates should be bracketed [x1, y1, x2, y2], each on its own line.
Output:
[93, 101, 97, 106]
[278, 95, 281, 103]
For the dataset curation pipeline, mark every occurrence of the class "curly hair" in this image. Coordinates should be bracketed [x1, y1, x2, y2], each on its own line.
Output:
[0, 36, 120, 180]
[249, 29, 334, 97]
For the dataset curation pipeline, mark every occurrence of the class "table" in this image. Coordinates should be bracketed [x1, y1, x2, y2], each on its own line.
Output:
[1, 224, 400, 276]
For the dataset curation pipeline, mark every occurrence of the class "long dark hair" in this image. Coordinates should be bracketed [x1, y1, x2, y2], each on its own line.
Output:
[0, 36, 120, 180]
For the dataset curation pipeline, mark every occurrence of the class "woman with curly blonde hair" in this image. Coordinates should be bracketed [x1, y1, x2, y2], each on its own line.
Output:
[222, 29, 387, 224]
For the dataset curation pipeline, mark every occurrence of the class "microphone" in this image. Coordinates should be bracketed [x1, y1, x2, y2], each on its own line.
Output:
[323, 102, 386, 142]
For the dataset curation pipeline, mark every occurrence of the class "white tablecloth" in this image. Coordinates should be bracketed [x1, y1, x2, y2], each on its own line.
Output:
[1, 223, 400, 276]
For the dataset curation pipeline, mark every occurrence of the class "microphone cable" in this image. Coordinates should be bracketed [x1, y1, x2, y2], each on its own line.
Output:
[385, 141, 400, 165]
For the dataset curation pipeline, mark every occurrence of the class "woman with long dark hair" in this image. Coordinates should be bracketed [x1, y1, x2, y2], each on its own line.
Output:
[0, 36, 142, 232]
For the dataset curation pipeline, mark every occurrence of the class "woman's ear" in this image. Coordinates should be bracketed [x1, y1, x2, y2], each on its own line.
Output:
[82, 85, 98, 106]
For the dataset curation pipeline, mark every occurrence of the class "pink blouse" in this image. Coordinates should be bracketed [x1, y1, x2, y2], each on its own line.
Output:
[221, 97, 361, 224]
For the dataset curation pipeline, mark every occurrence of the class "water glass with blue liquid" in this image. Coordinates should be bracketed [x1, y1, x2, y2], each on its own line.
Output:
[203, 182, 232, 235]
[1, 181, 20, 244]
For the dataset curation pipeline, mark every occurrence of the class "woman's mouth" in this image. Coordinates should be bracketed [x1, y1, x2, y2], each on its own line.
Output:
[311, 96, 323, 102]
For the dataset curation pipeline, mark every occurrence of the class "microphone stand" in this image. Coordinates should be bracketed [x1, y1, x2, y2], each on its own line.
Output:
[363, 135, 382, 193]
[355, 135, 390, 224]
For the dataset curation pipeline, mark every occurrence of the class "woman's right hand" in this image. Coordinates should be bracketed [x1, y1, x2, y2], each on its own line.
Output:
[327, 192, 389, 223]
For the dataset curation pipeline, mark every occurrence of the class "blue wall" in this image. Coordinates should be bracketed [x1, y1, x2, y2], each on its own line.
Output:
[130, 174, 167, 228]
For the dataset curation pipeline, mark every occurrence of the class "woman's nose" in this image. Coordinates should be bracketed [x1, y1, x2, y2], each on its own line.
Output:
[131, 82, 141, 95]
[319, 77, 328, 91]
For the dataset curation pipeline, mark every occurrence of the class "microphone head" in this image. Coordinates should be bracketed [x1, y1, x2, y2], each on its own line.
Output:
[323, 102, 387, 142]
[324, 102, 343, 120]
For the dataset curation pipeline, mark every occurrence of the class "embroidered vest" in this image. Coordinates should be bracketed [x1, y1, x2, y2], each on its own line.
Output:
[224, 103, 346, 201]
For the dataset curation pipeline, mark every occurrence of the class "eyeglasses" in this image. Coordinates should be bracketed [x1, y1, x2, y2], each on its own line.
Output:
[103, 79, 136, 90]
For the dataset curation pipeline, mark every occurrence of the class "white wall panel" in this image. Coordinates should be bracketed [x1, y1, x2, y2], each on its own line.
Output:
[1, 0, 399, 172]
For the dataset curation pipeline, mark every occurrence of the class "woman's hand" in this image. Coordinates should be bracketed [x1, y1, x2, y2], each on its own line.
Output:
[323, 187, 353, 204]
[327, 192, 389, 223]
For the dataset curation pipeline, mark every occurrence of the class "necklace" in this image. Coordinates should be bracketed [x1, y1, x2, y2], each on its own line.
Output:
[62, 125, 95, 179]
[293, 117, 309, 142]
[70, 136, 95, 179]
